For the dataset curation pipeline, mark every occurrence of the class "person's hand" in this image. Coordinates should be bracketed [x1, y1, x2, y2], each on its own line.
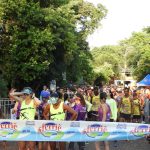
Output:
[9, 88, 17, 95]
[32, 93, 35, 99]
[12, 108, 17, 114]
[9, 88, 16, 101]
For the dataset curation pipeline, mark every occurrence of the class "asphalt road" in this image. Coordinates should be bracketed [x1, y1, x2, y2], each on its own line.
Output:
[1, 138, 149, 150]
[86, 139, 150, 150]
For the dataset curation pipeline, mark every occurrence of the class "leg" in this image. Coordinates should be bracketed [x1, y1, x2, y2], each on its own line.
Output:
[59, 142, 66, 150]
[43, 142, 51, 150]
[78, 142, 85, 150]
[104, 141, 109, 150]
[49, 142, 56, 150]
[2, 141, 8, 150]
[95, 142, 100, 150]
[28, 141, 36, 150]
[18, 141, 26, 150]
[46, 142, 51, 150]
[38, 142, 42, 150]
[68, 142, 74, 150]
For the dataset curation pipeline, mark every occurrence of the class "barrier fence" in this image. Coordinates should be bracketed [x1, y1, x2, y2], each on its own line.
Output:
[0, 98, 13, 119]
[0, 120, 149, 141]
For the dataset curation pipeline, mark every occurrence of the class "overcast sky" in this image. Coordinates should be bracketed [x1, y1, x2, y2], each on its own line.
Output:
[86, 0, 150, 48]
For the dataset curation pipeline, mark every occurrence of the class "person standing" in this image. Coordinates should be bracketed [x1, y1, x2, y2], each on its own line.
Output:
[132, 92, 141, 123]
[119, 88, 132, 122]
[68, 93, 87, 150]
[106, 90, 117, 122]
[43, 92, 77, 150]
[38, 90, 51, 150]
[10, 87, 41, 150]
[143, 89, 150, 124]
[90, 87, 100, 121]
[95, 92, 110, 150]
[40, 85, 49, 101]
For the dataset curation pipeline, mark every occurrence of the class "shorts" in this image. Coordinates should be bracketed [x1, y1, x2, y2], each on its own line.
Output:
[88, 111, 98, 121]
[133, 115, 141, 119]
[120, 113, 131, 120]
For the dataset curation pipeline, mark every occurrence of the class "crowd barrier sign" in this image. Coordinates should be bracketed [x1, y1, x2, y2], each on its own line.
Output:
[0, 119, 149, 141]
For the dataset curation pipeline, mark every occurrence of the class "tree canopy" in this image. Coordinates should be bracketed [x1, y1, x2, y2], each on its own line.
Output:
[91, 45, 122, 83]
[121, 30, 150, 81]
[0, 0, 107, 90]
[91, 29, 150, 83]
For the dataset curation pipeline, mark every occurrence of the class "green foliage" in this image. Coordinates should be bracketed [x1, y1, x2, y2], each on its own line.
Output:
[91, 45, 122, 82]
[0, 75, 8, 97]
[120, 31, 150, 80]
[60, 0, 107, 37]
[0, 0, 55, 83]
[0, 0, 107, 88]
[91, 30, 150, 83]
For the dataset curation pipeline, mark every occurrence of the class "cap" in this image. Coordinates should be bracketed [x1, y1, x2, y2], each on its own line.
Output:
[51, 92, 59, 98]
[41, 91, 50, 98]
[22, 88, 33, 95]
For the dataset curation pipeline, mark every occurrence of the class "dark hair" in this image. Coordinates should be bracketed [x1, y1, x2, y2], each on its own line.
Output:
[124, 88, 129, 92]
[133, 92, 137, 97]
[57, 91, 63, 99]
[100, 92, 107, 100]
[94, 87, 99, 96]
[76, 93, 86, 106]
[64, 93, 68, 101]
[109, 90, 114, 99]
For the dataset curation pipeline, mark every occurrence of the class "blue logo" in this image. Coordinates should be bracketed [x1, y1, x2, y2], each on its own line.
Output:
[116, 123, 127, 129]
[70, 122, 80, 127]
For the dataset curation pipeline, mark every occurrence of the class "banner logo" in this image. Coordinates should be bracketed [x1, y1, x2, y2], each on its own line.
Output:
[131, 125, 150, 137]
[38, 122, 64, 139]
[0, 122, 17, 137]
[83, 124, 110, 139]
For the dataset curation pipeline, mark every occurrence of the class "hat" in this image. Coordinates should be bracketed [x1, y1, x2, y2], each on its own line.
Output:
[22, 89, 32, 95]
[51, 92, 59, 98]
[41, 91, 50, 98]
[22, 88, 32, 95]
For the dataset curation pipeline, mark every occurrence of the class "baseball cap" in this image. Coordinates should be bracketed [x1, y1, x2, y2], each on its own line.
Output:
[51, 92, 59, 98]
[22, 87, 33, 95]
[41, 91, 50, 98]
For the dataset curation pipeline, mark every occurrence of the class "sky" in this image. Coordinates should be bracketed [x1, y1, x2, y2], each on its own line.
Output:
[86, 0, 150, 48]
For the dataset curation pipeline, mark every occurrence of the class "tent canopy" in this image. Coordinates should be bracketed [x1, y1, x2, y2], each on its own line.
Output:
[137, 74, 150, 86]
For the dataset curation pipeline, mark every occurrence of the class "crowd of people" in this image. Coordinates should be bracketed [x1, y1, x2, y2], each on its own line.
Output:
[3, 84, 150, 150]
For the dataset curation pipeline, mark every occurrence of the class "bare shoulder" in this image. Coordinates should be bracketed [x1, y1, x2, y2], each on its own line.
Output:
[34, 97, 41, 107]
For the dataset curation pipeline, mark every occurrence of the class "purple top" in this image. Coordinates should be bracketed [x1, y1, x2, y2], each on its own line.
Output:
[66, 104, 76, 120]
[98, 104, 111, 122]
[67, 104, 87, 121]
[38, 102, 47, 119]
[16, 102, 21, 118]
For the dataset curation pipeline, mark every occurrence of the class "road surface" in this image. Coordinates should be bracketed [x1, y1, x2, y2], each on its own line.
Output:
[1, 138, 149, 150]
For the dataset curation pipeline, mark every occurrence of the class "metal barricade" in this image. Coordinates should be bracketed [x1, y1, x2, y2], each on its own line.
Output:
[0, 98, 14, 119]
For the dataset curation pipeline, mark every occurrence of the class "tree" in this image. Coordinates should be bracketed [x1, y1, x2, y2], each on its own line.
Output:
[0, 0, 107, 89]
[0, 74, 8, 97]
[91, 45, 122, 82]
[120, 31, 150, 80]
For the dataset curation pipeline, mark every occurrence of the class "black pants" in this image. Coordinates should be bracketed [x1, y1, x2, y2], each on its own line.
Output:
[68, 142, 85, 150]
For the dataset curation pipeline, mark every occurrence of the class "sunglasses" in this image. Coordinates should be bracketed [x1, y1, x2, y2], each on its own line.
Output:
[23, 93, 29, 96]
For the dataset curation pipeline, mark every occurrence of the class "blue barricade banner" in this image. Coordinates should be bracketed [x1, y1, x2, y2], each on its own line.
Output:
[0, 119, 149, 141]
